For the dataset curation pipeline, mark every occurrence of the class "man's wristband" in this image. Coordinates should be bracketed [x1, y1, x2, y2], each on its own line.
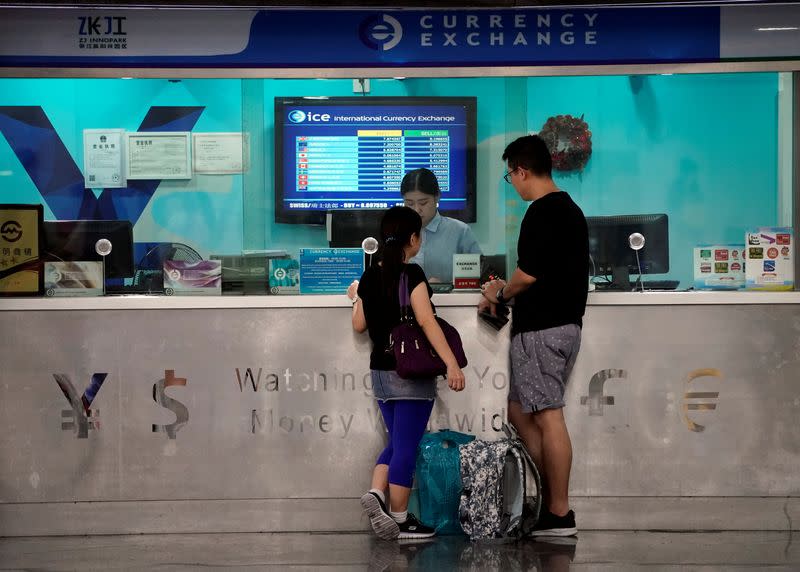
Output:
[496, 286, 506, 305]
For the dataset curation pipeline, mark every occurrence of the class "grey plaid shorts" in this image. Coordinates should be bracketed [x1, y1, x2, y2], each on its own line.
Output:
[509, 324, 581, 413]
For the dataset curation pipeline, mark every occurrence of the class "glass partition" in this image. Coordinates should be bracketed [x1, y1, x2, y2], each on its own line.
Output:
[518, 72, 790, 290]
[0, 72, 793, 296]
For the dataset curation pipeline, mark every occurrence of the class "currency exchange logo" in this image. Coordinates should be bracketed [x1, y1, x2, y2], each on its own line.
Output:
[681, 368, 722, 432]
[580, 369, 628, 416]
[53, 373, 107, 438]
[0, 220, 23, 243]
[359, 14, 403, 51]
[288, 110, 307, 123]
[152, 369, 189, 439]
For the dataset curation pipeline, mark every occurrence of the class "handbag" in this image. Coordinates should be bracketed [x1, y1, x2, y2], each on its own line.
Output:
[389, 271, 468, 379]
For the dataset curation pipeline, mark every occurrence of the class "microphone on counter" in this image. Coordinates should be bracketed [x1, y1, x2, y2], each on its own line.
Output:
[628, 233, 645, 292]
[362, 236, 379, 267]
[95, 238, 113, 296]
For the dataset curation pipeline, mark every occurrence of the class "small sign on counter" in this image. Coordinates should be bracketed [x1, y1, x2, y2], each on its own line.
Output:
[45, 261, 104, 297]
[0, 204, 43, 296]
[745, 227, 793, 290]
[163, 260, 222, 296]
[299, 248, 363, 295]
[693, 245, 745, 290]
[453, 253, 481, 289]
[269, 258, 300, 295]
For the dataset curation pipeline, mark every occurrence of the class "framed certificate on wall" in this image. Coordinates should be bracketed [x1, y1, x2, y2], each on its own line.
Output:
[83, 128, 126, 188]
[126, 131, 192, 180]
[0, 204, 44, 296]
[193, 132, 250, 174]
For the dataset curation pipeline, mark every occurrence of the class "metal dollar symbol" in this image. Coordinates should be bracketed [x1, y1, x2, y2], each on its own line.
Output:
[152, 370, 188, 439]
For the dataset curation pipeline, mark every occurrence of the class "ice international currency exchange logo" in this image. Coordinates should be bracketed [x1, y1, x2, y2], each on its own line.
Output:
[288, 110, 307, 123]
[359, 14, 403, 51]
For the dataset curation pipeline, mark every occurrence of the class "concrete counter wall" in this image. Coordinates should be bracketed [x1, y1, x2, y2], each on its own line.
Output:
[1, 303, 798, 535]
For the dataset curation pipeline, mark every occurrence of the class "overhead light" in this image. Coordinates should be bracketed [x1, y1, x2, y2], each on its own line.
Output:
[120, 77, 133, 80]
[756, 27, 799, 32]
[303, 96, 329, 100]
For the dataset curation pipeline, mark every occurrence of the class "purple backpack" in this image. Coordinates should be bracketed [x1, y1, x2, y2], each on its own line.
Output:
[389, 272, 468, 379]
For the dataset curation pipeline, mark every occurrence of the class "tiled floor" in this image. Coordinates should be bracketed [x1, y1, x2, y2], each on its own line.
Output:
[1, 531, 798, 571]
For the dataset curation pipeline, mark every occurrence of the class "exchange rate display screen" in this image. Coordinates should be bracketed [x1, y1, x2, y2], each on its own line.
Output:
[275, 97, 476, 224]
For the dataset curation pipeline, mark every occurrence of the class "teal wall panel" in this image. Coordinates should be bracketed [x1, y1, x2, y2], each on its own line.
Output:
[0, 73, 782, 287]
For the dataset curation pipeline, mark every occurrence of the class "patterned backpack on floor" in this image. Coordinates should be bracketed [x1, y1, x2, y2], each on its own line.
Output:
[458, 423, 543, 541]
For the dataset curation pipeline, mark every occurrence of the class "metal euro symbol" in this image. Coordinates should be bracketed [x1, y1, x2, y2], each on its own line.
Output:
[681, 368, 722, 433]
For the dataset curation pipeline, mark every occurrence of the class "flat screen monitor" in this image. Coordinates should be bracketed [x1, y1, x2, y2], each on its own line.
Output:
[42, 220, 134, 279]
[587, 213, 669, 289]
[275, 96, 477, 225]
[480, 254, 508, 283]
[328, 210, 384, 249]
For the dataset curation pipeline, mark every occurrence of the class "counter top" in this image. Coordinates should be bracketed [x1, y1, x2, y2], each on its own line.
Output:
[2, 290, 800, 310]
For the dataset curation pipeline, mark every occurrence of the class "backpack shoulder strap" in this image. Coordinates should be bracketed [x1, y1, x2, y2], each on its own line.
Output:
[398, 271, 413, 322]
[511, 439, 543, 534]
[501, 423, 543, 533]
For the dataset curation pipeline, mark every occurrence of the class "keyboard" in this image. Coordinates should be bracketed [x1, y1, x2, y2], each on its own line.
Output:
[431, 283, 454, 294]
[639, 280, 680, 290]
[593, 280, 680, 291]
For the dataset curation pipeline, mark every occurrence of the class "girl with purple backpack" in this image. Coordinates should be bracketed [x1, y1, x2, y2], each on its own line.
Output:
[347, 206, 466, 540]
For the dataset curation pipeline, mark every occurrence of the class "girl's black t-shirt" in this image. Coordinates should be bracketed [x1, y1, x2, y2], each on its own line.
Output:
[357, 263, 433, 371]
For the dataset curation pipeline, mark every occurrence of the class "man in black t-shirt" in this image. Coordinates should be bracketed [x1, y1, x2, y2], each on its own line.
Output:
[481, 135, 588, 538]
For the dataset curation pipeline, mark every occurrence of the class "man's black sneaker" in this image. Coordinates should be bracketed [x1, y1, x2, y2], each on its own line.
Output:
[361, 492, 399, 540]
[397, 513, 436, 539]
[531, 509, 578, 537]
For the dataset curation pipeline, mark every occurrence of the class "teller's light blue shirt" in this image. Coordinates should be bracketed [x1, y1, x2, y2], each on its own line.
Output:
[409, 212, 482, 283]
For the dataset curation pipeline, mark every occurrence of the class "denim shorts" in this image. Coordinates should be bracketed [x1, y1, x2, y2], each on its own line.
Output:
[509, 324, 581, 412]
[371, 369, 436, 402]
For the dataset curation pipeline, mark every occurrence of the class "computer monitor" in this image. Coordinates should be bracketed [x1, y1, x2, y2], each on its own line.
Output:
[328, 210, 384, 248]
[480, 254, 508, 283]
[274, 96, 477, 225]
[586, 213, 669, 290]
[42, 220, 134, 279]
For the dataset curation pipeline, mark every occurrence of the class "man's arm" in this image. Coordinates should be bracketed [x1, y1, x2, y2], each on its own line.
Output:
[481, 266, 536, 304]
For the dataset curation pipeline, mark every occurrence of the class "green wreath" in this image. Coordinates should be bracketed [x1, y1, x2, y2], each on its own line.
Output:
[539, 114, 592, 172]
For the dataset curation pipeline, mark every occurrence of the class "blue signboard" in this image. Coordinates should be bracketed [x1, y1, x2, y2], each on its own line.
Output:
[299, 248, 364, 295]
[0, 5, 797, 68]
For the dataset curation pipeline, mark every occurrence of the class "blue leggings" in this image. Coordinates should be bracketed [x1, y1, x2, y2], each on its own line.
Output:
[376, 399, 435, 488]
